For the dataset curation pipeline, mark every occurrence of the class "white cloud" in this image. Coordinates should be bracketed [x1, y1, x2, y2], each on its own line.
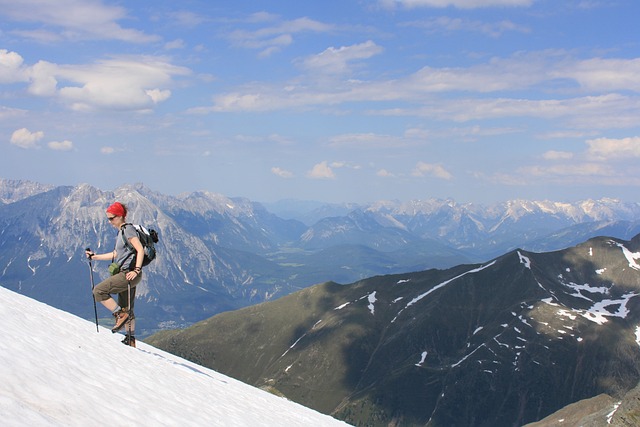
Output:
[270, 17, 335, 34]
[509, 135, 640, 187]
[146, 89, 172, 104]
[28, 60, 59, 96]
[586, 136, 640, 160]
[381, 93, 639, 126]
[554, 58, 640, 92]
[0, 49, 28, 83]
[412, 161, 453, 180]
[10, 128, 44, 149]
[307, 161, 336, 179]
[203, 52, 640, 122]
[299, 41, 384, 74]
[48, 140, 74, 151]
[228, 16, 334, 57]
[271, 167, 294, 178]
[23, 55, 190, 111]
[0, 0, 159, 43]
[100, 146, 116, 154]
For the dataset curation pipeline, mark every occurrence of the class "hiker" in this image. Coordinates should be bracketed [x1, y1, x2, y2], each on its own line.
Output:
[85, 202, 143, 346]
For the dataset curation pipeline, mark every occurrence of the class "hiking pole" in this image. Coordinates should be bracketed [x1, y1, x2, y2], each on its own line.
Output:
[126, 280, 133, 347]
[86, 248, 99, 333]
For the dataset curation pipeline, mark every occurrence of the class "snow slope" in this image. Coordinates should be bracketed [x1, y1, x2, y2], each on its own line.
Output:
[0, 286, 349, 426]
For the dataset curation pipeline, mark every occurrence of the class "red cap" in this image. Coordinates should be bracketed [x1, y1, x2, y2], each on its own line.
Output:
[106, 202, 126, 218]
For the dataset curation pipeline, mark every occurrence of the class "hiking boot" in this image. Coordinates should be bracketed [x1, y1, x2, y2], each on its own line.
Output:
[122, 335, 136, 348]
[111, 309, 129, 333]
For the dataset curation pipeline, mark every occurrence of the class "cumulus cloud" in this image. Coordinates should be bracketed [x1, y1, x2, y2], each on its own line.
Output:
[23, 55, 190, 111]
[307, 161, 336, 179]
[271, 167, 294, 178]
[0, 49, 28, 83]
[28, 60, 59, 96]
[10, 128, 44, 149]
[146, 89, 172, 104]
[412, 161, 453, 179]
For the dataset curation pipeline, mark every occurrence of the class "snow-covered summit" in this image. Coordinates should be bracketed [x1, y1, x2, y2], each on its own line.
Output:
[0, 286, 349, 427]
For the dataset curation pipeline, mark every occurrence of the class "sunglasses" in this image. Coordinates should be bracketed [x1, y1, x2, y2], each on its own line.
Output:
[107, 216, 117, 221]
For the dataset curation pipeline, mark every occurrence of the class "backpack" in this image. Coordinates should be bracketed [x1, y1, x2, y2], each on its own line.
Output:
[121, 223, 159, 267]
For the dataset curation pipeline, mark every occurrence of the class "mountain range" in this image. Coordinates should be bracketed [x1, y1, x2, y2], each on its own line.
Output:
[1, 177, 640, 338]
[147, 233, 640, 426]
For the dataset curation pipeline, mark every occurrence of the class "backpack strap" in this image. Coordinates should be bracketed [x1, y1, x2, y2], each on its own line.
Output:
[120, 223, 136, 251]
[119, 223, 137, 270]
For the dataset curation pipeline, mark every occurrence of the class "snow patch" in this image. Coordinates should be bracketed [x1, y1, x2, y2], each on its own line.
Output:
[334, 302, 350, 310]
[614, 242, 640, 270]
[336, 292, 378, 315]
[415, 351, 427, 367]
[366, 291, 377, 315]
[517, 251, 531, 269]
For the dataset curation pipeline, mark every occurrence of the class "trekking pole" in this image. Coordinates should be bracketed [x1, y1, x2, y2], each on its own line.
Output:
[126, 280, 133, 347]
[86, 248, 99, 333]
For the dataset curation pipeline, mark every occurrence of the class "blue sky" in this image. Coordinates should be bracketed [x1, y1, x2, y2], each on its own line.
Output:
[1, 0, 640, 204]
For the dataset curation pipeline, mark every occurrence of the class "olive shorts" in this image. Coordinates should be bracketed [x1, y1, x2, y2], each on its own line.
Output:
[93, 271, 142, 311]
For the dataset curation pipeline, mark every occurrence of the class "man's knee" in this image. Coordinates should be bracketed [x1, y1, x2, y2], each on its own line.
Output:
[93, 283, 110, 302]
